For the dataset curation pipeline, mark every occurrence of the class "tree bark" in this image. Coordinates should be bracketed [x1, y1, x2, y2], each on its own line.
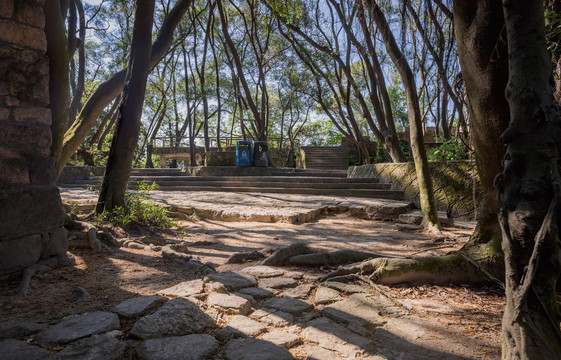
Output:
[453, 0, 510, 279]
[44, 0, 70, 172]
[498, 1, 561, 358]
[364, 0, 440, 232]
[96, 0, 155, 213]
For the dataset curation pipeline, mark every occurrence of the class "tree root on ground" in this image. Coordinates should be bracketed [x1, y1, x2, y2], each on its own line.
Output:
[320, 252, 495, 285]
[65, 215, 113, 253]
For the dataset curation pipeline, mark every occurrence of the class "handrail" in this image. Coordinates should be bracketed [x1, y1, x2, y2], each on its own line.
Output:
[153, 136, 292, 149]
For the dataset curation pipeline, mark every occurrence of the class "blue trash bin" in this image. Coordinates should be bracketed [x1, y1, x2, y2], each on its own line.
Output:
[236, 140, 252, 166]
[253, 141, 269, 167]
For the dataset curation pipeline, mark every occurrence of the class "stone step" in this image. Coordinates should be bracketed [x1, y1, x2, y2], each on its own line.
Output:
[132, 186, 404, 199]
[83, 176, 379, 184]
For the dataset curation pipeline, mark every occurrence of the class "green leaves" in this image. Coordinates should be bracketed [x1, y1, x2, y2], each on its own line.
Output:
[426, 136, 466, 161]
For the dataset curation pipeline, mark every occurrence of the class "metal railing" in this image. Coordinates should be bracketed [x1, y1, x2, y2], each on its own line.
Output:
[153, 136, 292, 149]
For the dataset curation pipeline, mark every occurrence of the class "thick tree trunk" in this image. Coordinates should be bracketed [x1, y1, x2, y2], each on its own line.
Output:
[498, 1, 561, 358]
[365, 0, 440, 232]
[58, 0, 192, 174]
[44, 0, 70, 171]
[453, 0, 510, 279]
[95, 0, 155, 213]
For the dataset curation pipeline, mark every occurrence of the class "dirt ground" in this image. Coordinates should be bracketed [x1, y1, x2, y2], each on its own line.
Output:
[0, 212, 504, 359]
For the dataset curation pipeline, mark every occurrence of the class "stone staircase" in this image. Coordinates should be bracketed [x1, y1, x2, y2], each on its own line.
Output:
[302, 147, 348, 170]
[61, 167, 403, 200]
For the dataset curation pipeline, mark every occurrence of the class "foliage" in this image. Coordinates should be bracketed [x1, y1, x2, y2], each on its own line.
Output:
[426, 137, 466, 161]
[97, 181, 175, 228]
[546, 11, 561, 61]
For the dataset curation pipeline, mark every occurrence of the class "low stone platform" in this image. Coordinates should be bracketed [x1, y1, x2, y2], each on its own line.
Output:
[60, 188, 414, 224]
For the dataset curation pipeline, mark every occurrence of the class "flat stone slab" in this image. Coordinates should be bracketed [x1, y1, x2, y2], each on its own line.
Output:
[240, 265, 285, 278]
[323, 281, 369, 294]
[110, 295, 167, 319]
[0, 339, 50, 360]
[222, 338, 293, 360]
[314, 287, 343, 305]
[282, 284, 314, 299]
[301, 317, 375, 358]
[207, 293, 252, 315]
[53, 334, 125, 360]
[37, 311, 120, 347]
[136, 334, 219, 360]
[204, 271, 257, 291]
[239, 287, 276, 299]
[226, 315, 267, 337]
[130, 298, 212, 339]
[259, 277, 298, 289]
[157, 279, 205, 298]
[0, 320, 47, 340]
[303, 345, 344, 359]
[261, 330, 301, 348]
[322, 294, 386, 332]
[250, 308, 293, 327]
[263, 296, 313, 315]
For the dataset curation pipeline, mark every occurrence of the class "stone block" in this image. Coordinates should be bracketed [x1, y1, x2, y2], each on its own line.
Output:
[0, 108, 9, 121]
[0, 0, 13, 19]
[0, 184, 65, 241]
[28, 154, 57, 185]
[0, 234, 42, 271]
[13, 107, 50, 125]
[16, 0, 45, 28]
[0, 122, 51, 155]
[0, 151, 30, 183]
[40, 227, 68, 259]
[0, 20, 46, 51]
[0, 47, 49, 105]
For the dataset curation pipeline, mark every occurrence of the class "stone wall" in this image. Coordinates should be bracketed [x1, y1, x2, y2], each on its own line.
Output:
[348, 161, 483, 219]
[0, 0, 67, 274]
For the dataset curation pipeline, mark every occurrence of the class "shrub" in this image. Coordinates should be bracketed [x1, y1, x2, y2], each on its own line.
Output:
[426, 136, 467, 161]
[97, 180, 175, 228]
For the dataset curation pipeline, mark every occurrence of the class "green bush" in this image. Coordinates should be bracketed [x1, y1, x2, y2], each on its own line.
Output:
[426, 137, 467, 161]
[97, 180, 175, 228]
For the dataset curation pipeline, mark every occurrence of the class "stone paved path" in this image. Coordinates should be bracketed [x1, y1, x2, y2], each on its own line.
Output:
[1, 264, 485, 359]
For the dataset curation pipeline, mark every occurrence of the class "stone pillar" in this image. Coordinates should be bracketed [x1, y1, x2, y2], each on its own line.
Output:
[0, 0, 68, 274]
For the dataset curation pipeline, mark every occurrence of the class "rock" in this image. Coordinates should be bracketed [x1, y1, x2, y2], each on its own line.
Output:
[282, 284, 314, 299]
[0, 339, 50, 360]
[239, 287, 276, 299]
[260, 243, 313, 266]
[283, 271, 304, 279]
[104, 330, 122, 338]
[222, 338, 293, 360]
[137, 235, 167, 246]
[240, 265, 285, 278]
[37, 311, 120, 347]
[136, 334, 219, 360]
[322, 294, 386, 331]
[259, 277, 298, 289]
[263, 296, 313, 315]
[250, 308, 293, 327]
[225, 315, 267, 337]
[227, 251, 266, 264]
[214, 327, 235, 342]
[207, 293, 252, 315]
[261, 331, 301, 348]
[53, 334, 125, 360]
[161, 245, 192, 263]
[314, 287, 343, 305]
[303, 345, 343, 360]
[204, 271, 257, 291]
[301, 317, 375, 358]
[110, 295, 167, 319]
[129, 298, 212, 339]
[69, 287, 90, 302]
[157, 279, 206, 298]
[0, 320, 47, 340]
[233, 292, 255, 304]
[323, 281, 368, 294]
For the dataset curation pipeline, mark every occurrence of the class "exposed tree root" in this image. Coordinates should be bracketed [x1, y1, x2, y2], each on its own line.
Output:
[286, 250, 380, 266]
[65, 216, 113, 253]
[261, 243, 314, 266]
[320, 252, 495, 285]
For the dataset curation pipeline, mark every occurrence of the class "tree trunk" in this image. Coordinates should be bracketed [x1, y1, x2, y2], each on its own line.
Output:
[365, 0, 440, 232]
[95, 0, 155, 213]
[498, 1, 561, 358]
[453, 0, 510, 280]
[44, 0, 70, 171]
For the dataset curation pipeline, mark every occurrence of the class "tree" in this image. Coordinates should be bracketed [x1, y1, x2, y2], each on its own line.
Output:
[95, 0, 155, 212]
[364, 0, 440, 232]
[496, 0, 561, 357]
